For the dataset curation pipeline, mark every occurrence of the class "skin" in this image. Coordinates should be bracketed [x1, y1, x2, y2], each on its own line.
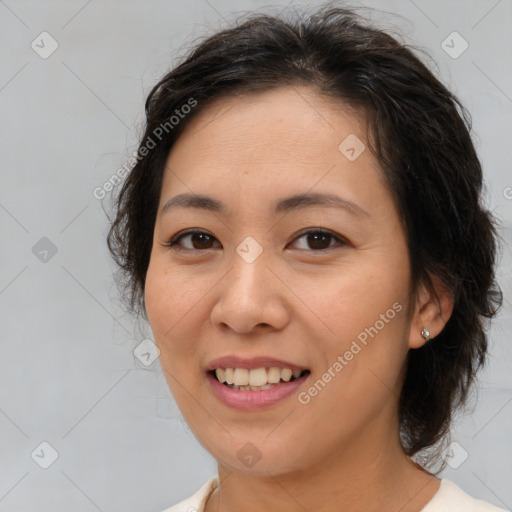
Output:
[144, 85, 454, 512]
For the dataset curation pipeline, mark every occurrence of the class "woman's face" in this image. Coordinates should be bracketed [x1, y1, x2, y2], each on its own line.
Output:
[145, 86, 422, 476]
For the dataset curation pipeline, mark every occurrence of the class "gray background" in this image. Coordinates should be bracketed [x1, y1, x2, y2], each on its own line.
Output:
[1, 0, 511, 511]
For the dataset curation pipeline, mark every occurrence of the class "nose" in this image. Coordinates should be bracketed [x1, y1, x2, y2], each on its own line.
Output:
[210, 248, 290, 334]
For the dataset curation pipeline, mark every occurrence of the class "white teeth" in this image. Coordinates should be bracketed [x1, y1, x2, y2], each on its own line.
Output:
[224, 368, 234, 384]
[267, 367, 281, 384]
[249, 368, 268, 386]
[233, 368, 249, 386]
[280, 369, 293, 382]
[213, 366, 306, 389]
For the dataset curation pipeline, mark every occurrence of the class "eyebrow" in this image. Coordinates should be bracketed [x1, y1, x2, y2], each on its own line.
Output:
[160, 192, 369, 217]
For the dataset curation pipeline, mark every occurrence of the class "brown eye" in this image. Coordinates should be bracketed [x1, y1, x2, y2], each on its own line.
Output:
[290, 229, 346, 251]
[165, 228, 347, 253]
[167, 231, 220, 251]
[304, 232, 332, 250]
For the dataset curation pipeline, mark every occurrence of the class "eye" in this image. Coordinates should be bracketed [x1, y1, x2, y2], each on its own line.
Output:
[164, 230, 220, 251]
[290, 228, 347, 251]
[163, 228, 348, 252]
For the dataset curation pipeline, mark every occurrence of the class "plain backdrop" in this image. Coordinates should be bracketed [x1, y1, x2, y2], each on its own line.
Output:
[1, 1, 511, 511]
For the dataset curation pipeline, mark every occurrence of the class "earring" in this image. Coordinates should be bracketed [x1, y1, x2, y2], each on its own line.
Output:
[421, 327, 430, 341]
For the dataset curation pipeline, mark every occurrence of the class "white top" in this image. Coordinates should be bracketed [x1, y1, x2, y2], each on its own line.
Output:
[160, 476, 509, 512]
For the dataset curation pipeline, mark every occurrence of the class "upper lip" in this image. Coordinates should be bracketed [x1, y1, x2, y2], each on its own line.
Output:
[206, 356, 308, 372]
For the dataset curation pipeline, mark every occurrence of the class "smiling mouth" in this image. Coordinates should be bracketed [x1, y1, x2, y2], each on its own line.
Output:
[209, 367, 311, 391]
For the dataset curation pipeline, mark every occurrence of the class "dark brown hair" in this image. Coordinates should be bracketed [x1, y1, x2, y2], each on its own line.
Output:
[106, 3, 502, 469]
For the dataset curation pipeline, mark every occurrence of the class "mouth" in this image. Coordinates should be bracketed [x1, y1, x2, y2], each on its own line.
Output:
[208, 367, 311, 391]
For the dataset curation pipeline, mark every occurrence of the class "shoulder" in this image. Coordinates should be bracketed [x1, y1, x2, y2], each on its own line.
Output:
[421, 479, 509, 512]
[159, 476, 219, 512]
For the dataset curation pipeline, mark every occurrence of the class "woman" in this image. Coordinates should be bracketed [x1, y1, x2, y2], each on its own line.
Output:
[107, 4, 506, 511]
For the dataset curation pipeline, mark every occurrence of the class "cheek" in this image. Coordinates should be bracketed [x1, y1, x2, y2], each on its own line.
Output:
[145, 261, 190, 377]
[144, 257, 211, 382]
[144, 262, 168, 337]
[305, 264, 409, 410]
[144, 258, 198, 337]
[306, 328, 407, 440]
[145, 262, 200, 409]
[305, 262, 408, 341]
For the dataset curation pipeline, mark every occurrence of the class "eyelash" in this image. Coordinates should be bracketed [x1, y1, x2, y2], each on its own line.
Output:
[163, 228, 348, 253]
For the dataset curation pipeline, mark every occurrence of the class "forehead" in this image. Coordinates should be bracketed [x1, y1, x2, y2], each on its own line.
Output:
[158, 85, 390, 219]
[169, 86, 366, 164]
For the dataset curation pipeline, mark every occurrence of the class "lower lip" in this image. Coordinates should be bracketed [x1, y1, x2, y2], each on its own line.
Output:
[206, 372, 309, 410]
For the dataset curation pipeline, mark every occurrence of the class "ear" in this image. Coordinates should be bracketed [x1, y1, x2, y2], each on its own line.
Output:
[408, 273, 454, 349]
